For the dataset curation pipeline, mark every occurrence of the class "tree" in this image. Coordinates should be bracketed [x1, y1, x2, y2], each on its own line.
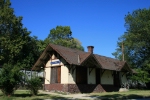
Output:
[0, 0, 40, 69]
[46, 26, 84, 51]
[0, 64, 23, 96]
[112, 8, 150, 83]
[0, 0, 41, 95]
[0, 0, 29, 65]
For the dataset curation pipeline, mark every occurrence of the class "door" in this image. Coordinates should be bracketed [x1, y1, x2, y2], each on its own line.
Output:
[76, 67, 87, 84]
[51, 66, 61, 83]
[113, 71, 120, 87]
[57, 66, 61, 83]
[96, 68, 100, 84]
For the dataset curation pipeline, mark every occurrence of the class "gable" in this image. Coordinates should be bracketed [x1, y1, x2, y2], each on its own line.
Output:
[32, 44, 133, 73]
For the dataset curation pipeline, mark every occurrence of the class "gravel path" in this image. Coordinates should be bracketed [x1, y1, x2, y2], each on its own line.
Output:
[39, 90, 100, 100]
[39, 90, 150, 100]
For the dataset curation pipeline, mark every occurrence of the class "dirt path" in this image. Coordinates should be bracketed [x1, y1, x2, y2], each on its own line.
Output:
[39, 90, 100, 100]
[39, 90, 150, 100]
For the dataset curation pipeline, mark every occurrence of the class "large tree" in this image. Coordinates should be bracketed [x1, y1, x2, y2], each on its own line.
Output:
[0, 0, 40, 69]
[46, 26, 84, 51]
[112, 8, 150, 83]
[0, 0, 40, 95]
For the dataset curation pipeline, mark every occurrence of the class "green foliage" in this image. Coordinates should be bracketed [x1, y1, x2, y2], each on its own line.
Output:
[26, 76, 42, 96]
[131, 69, 150, 83]
[112, 8, 150, 83]
[0, 0, 40, 69]
[0, 64, 23, 96]
[46, 26, 84, 51]
[36, 38, 50, 53]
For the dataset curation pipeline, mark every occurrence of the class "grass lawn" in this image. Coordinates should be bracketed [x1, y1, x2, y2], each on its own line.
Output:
[0, 90, 69, 100]
[90, 89, 150, 100]
[0, 89, 150, 100]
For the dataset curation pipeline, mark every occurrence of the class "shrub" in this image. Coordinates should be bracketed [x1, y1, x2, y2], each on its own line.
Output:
[26, 76, 42, 95]
[0, 64, 23, 96]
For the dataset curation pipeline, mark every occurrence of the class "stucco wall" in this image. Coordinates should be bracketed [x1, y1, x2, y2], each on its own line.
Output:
[45, 58, 69, 84]
[101, 70, 113, 85]
[88, 68, 96, 84]
[68, 67, 76, 84]
[120, 72, 127, 84]
[45, 67, 51, 84]
[61, 65, 68, 84]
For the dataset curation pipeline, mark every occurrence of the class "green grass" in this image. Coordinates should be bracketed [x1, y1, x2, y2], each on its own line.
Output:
[90, 89, 150, 100]
[1, 89, 150, 100]
[0, 90, 69, 100]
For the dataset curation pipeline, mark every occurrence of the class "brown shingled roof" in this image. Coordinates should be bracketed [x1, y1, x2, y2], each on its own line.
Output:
[50, 44, 91, 65]
[32, 43, 133, 73]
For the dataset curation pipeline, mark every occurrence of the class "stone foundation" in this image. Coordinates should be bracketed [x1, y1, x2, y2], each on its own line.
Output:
[44, 84, 105, 93]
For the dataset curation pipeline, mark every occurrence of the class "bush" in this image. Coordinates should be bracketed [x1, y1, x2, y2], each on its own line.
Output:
[122, 80, 147, 89]
[26, 76, 42, 95]
[0, 64, 23, 96]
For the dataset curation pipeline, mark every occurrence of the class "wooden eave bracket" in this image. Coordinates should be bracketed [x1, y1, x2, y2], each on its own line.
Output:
[40, 59, 45, 62]
[89, 68, 94, 75]
[46, 50, 51, 53]
[111, 71, 114, 76]
[47, 53, 52, 59]
[68, 65, 76, 74]
[101, 69, 105, 77]
[72, 66, 76, 74]
[122, 72, 126, 77]
[40, 59, 46, 68]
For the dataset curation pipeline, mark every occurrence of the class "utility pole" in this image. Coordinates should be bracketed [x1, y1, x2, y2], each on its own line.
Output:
[122, 42, 124, 61]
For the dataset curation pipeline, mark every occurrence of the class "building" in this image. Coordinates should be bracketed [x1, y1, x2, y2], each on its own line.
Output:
[32, 44, 133, 93]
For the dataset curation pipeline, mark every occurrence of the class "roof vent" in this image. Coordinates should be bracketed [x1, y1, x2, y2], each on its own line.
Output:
[87, 46, 94, 53]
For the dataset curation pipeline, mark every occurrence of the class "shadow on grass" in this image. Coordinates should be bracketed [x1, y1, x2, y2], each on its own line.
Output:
[0, 94, 70, 100]
[13, 93, 32, 97]
[32, 94, 70, 100]
[90, 94, 150, 100]
[32, 97, 70, 100]
[13, 93, 71, 100]
[13, 93, 48, 97]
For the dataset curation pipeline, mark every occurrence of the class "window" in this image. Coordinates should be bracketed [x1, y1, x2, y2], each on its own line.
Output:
[51, 66, 61, 83]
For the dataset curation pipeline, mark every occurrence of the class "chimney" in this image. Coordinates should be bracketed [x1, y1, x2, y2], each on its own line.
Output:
[87, 46, 94, 53]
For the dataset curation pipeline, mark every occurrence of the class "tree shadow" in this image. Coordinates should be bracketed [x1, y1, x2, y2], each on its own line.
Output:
[13, 93, 71, 100]
[13, 93, 49, 97]
[32, 94, 71, 100]
[89, 94, 150, 100]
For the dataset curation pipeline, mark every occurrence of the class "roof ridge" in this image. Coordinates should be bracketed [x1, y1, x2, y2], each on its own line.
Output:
[49, 43, 85, 52]
[94, 54, 123, 61]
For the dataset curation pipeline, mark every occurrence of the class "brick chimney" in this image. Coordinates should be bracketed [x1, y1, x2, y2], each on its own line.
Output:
[87, 46, 94, 53]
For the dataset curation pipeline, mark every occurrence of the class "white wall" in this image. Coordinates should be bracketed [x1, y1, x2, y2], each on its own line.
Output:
[120, 72, 127, 84]
[88, 68, 96, 84]
[61, 65, 68, 84]
[45, 67, 51, 84]
[45, 58, 70, 84]
[101, 70, 113, 85]
[44, 60, 52, 84]
[68, 67, 76, 84]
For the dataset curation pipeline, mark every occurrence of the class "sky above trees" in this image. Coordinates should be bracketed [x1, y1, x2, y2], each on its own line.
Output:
[10, 0, 150, 58]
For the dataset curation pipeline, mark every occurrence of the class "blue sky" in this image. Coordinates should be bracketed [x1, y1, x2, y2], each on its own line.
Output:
[10, 0, 150, 58]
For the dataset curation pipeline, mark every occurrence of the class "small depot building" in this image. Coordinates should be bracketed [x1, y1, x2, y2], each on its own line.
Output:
[32, 44, 133, 93]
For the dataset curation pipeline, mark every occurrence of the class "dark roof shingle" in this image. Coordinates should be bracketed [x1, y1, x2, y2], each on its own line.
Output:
[32, 44, 133, 73]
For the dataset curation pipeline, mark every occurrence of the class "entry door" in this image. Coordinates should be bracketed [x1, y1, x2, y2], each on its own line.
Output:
[113, 71, 120, 87]
[76, 67, 87, 84]
[57, 66, 61, 83]
[96, 68, 100, 84]
[51, 66, 61, 83]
